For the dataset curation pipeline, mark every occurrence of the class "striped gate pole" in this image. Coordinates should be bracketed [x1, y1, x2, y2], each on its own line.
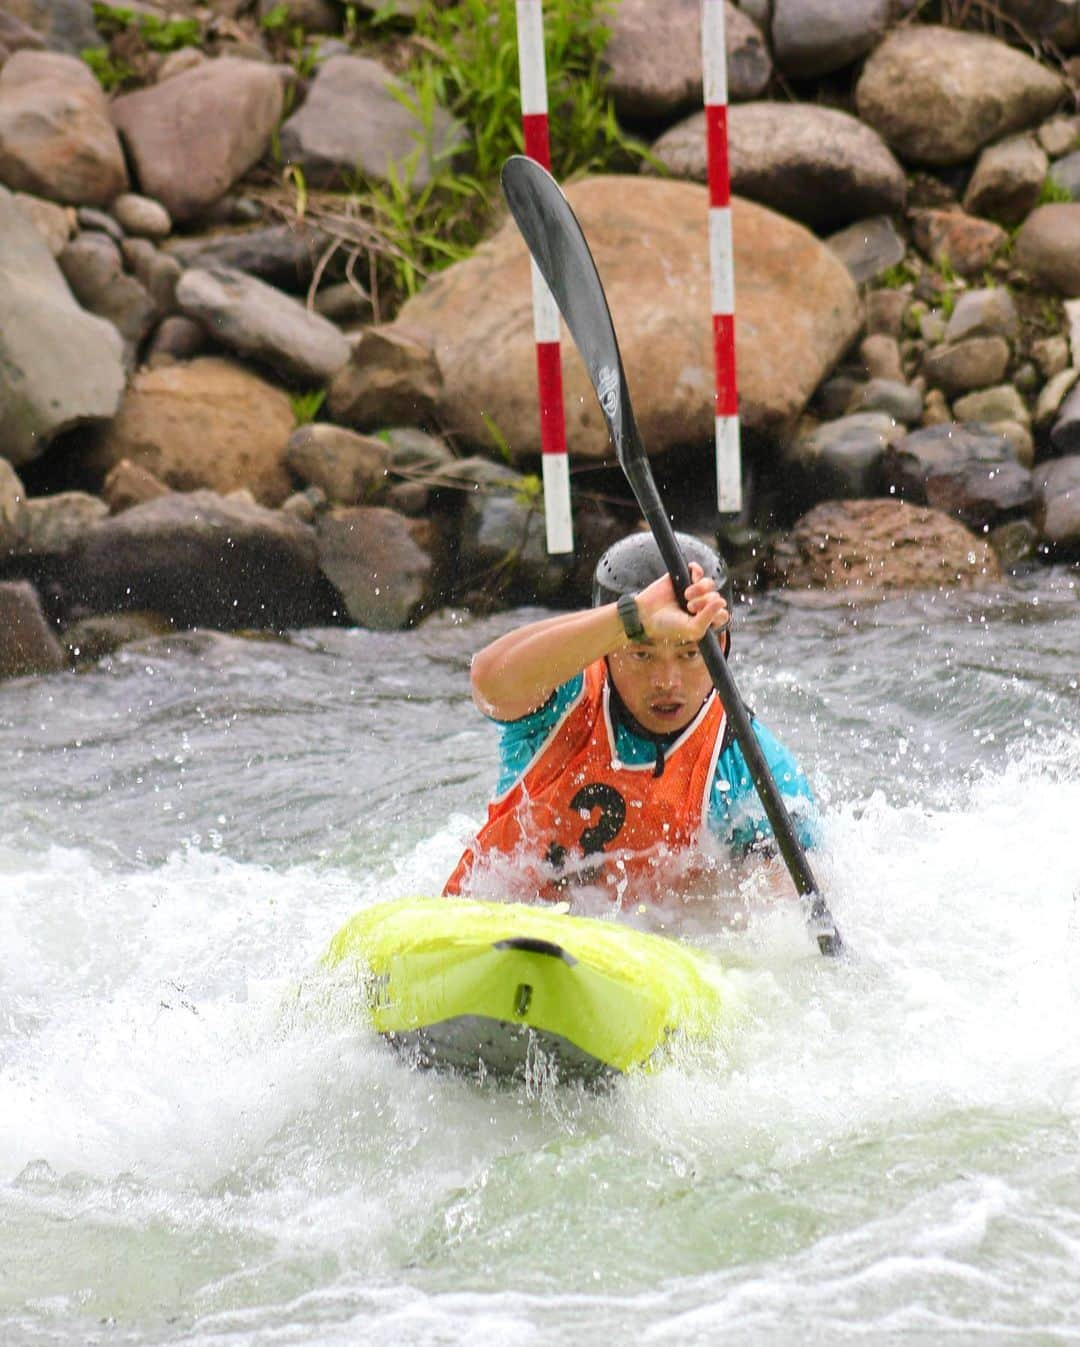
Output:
[515, 0, 574, 553]
[702, 0, 743, 515]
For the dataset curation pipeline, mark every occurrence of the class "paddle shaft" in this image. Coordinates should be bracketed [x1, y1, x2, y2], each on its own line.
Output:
[621, 414, 840, 952]
[499, 155, 842, 956]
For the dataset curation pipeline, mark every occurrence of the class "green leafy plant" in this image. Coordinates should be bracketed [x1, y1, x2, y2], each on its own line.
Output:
[878, 262, 917, 289]
[325, 0, 642, 317]
[1038, 175, 1074, 206]
[290, 389, 327, 425]
[91, 2, 200, 51]
[80, 45, 132, 91]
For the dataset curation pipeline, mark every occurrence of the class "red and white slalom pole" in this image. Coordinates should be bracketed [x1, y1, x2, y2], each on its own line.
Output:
[702, 0, 742, 514]
[515, 0, 573, 554]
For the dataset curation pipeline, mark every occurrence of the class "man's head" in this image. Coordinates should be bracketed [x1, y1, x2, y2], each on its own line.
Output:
[593, 532, 729, 736]
[592, 531, 730, 609]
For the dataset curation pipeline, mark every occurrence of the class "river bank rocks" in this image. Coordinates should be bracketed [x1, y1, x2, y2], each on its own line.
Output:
[1, 1, 1079, 680]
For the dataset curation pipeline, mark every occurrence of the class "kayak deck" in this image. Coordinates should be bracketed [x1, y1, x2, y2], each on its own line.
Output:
[324, 897, 734, 1083]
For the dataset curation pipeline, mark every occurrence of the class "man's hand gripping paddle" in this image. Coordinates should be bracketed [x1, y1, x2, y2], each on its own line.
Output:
[500, 155, 843, 957]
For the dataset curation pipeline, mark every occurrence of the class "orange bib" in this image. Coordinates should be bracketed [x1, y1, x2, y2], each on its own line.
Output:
[444, 661, 727, 905]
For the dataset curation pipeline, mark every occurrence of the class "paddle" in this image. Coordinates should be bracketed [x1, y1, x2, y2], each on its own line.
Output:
[500, 155, 842, 958]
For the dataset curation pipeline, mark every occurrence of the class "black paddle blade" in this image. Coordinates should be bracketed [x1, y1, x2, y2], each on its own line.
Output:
[500, 156, 638, 476]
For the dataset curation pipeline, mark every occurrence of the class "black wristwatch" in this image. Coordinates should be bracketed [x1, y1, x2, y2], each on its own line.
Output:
[616, 592, 646, 642]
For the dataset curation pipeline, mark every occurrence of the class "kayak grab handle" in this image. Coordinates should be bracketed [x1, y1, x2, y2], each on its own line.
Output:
[493, 937, 578, 965]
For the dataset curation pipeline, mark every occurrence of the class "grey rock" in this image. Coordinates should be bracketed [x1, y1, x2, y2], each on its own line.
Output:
[13, 491, 108, 560]
[0, 50, 127, 205]
[175, 265, 349, 385]
[279, 55, 463, 192]
[826, 216, 907, 286]
[865, 288, 909, 338]
[963, 134, 1048, 225]
[0, 580, 65, 679]
[604, 0, 769, 123]
[772, 0, 891, 77]
[921, 337, 1011, 396]
[885, 421, 1032, 529]
[790, 411, 900, 499]
[0, 0, 98, 56]
[1048, 149, 1080, 199]
[653, 102, 906, 233]
[284, 424, 390, 505]
[988, 517, 1039, 571]
[458, 475, 574, 605]
[856, 26, 1066, 165]
[61, 612, 174, 664]
[145, 315, 207, 366]
[1015, 204, 1080, 295]
[1035, 366, 1080, 426]
[316, 505, 435, 629]
[76, 206, 124, 243]
[111, 193, 172, 240]
[953, 385, 1030, 427]
[943, 288, 1020, 345]
[0, 458, 26, 552]
[112, 58, 283, 225]
[0, 185, 124, 466]
[328, 326, 441, 430]
[313, 281, 371, 325]
[860, 334, 904, 382]
[59, 232, 158, 357]
[1050, 380, 1080, 451]
[164, 224, 336, 294]
[847, 379, 924, 424]
[121, 238, 182, 313]
[1038, 113, 1080, 157]
[1031, 334, 1070, 378]
[69, 490, 339, 630]
[11, 191, 72, 254]
[1033, 453, 1080, 556]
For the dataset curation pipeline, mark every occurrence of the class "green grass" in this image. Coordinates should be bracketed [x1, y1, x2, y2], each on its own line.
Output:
[290, 389, 327, 426]
[333, 0, 645, 311]
[1038, 175, 1075, 206]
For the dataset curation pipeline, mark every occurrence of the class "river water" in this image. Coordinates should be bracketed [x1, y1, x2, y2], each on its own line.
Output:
[2, 566, 1077, 1346]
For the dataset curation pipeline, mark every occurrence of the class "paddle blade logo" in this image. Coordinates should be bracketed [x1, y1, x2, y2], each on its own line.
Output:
[597, 365, 619, 419]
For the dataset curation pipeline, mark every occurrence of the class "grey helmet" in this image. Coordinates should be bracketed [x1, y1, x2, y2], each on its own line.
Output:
[592, 531, 731, 608]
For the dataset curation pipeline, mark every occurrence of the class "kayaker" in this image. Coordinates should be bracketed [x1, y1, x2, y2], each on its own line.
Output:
[444, 532, 818, 909]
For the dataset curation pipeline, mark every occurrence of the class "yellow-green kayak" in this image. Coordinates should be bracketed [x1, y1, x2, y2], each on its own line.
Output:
[324, 896, 736, 1083]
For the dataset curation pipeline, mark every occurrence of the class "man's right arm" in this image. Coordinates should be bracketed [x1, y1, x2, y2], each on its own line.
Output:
[470, 563, 727, 722]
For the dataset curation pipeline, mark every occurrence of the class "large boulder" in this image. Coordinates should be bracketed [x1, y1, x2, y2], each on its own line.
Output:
[388, 176, 862, 460]
[769, 498, 1001, 593]
[86, 358, 296, 506]
[0, 185, 125, 466]
[68, 490, 340, 630]
[652, 102, 906, 233]
[771, 0, 892, 78]
[111, 58, 283, 225]
[175, 266, 349, 386]
[278, 55, 462, 192]
[602, 0, 770, 123]
[0, 51, 127, 206]
[855, 26, 1065, 165]
[1014, 204, 1080, 296]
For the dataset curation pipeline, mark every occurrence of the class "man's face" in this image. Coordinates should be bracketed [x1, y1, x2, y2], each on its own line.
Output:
[607, 638, 714, 736]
